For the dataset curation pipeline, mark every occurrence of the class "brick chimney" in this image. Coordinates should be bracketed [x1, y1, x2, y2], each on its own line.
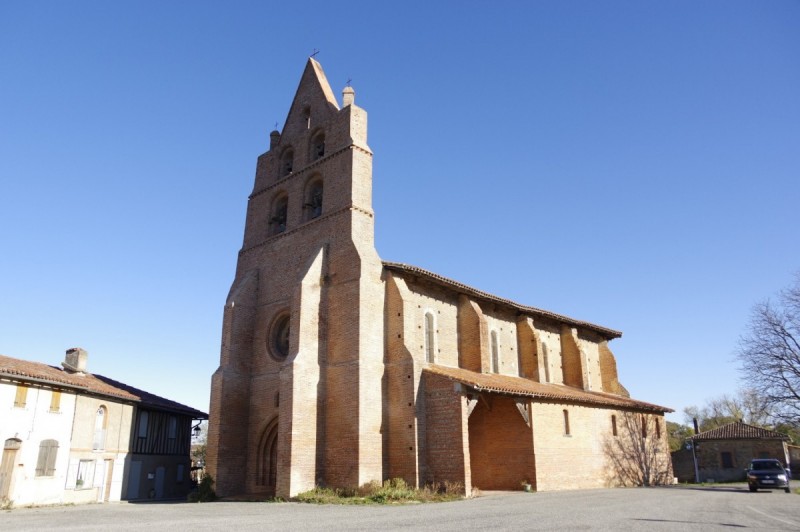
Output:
[62, 347, 88, 374]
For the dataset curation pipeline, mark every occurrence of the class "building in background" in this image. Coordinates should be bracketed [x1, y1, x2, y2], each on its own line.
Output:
[207, 59, 672, 499]
[0, 348, 206, 506]
[672, 421, 792, 483]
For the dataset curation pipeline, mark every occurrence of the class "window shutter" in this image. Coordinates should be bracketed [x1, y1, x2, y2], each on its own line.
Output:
[35, 443, 47, 476]
[14, 385, 28, 408]
[65, 459, 79, 489]
[50, 391, 61, 412]
[93, 460, 105, 488]
[35, 439, 58, 476]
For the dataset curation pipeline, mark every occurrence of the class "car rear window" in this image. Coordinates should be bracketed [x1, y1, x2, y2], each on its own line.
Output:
[751, 461, 783, 471]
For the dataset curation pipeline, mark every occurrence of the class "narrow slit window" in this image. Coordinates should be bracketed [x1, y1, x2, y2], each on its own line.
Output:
[424, 312, 436, 363]
[541, 343, 550, 383]
[491, 330, 499, 373]
[611, 414, 617, 436]
[563, 409, 570, 436]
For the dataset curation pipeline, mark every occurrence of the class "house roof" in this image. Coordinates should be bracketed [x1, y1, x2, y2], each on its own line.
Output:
[0, 353, 207, 418]
[424, 364, 672, 413]
[383, 262, 622, 339]
[690, 421, 790, 442]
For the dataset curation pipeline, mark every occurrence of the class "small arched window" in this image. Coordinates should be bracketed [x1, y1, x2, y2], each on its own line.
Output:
[424, 312, 436, 363]
[270, 195, 288, 235]
[304, 180, 323, 220]
[93, 406, 107, 450]
[611, 414, 618, 437]
[563, 409, 571, 436]
[310, 131, 325, 161]
[280, 149, 294, 177]
[491, 330, 500, 373]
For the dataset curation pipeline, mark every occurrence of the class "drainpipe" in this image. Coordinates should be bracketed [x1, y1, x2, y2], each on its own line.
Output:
[691, 418, 700, 483]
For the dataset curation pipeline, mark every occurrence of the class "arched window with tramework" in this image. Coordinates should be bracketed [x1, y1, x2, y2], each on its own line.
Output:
[280, 148, 294, 178]
[270, 195, 288, 235]
[424, 311, 436, 363]
[93, 406, 107, 450]
[491, 330, 500, 373]
[304, 179, 323, 221]
[310, 131, 325, 161]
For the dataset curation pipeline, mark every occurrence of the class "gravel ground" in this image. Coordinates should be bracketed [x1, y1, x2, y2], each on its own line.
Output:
[3, 484, 799, 531]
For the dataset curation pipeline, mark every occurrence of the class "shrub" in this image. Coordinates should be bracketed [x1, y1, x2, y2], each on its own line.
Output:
[188, 475, 216, 502]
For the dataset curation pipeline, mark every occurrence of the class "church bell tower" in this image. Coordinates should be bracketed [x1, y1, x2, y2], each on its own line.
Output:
[207, 58, 385, 498]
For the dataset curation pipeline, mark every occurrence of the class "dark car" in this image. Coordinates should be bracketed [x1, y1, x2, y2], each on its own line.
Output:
[746, 459, 791, 493]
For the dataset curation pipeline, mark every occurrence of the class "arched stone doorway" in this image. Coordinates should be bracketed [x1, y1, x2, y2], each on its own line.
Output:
[468, 395, 536, 490]
[257, 419, 279, 496]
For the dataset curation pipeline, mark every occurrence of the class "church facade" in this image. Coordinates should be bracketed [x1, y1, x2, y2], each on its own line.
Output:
[207, 59, 672, 499]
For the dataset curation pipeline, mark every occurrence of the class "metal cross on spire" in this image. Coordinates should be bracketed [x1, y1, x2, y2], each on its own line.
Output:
[346, 78, 352, 87]
[310, 48, 320, 59]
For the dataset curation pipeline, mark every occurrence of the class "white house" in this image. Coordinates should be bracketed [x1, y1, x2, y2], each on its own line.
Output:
[0, 348, 206, 506]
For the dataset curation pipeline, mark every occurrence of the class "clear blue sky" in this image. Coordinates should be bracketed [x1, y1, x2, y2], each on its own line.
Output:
[1, 1, 798, 424]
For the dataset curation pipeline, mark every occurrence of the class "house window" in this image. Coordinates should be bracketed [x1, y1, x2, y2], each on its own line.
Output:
[138, 411, 149, 438]
[270, 195, 289, 234]
[310, 131, 325, 160]
[304, 179, 323, 220]
[49, 390, 61, 413]
[14, 385, 28, 408]
[491, 330, 500, 373]
[721, 452, 734, 469]
[424, 312, 436, 363]
[563, 409, 571, 436]
[76, 459, 95, 489]
[280, 149, 294, 177]
[611, 415, 618, 436]
[93, 406, 107, 450]
[168, 416, 177, 439]
[35, 439, 58, 476]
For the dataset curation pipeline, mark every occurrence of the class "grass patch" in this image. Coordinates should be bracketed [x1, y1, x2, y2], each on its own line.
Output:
[295, 478, 463, 505]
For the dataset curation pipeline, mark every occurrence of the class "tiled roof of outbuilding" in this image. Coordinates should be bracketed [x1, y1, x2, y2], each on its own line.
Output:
[383, 262, 622, 339]
[691, 421, 790, 441]
[0, 353, 207, 418]
[424, 364, 672, 413]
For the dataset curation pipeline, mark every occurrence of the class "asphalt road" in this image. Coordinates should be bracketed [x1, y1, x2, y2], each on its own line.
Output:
[3, 485, 799, 531]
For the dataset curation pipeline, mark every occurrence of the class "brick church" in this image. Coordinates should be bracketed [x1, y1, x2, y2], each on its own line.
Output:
[207, 59, 672, 498]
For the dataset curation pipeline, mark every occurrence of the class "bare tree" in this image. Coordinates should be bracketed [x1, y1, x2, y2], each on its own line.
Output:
[603, 413, 672, 487]
[738, 274, 800, 426]
[683, 389, 774, 432]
